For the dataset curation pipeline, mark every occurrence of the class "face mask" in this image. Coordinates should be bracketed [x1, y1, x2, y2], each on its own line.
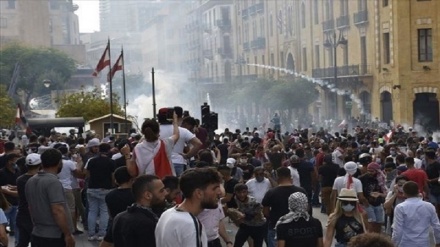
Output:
[342, 204, 355, 212]
[240, 159, 247, 164]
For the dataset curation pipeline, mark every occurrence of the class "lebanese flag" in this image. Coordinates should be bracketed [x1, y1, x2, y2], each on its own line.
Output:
[383, 130, 393, 143]
[107, 52, 123, 82]
[338, 119, 347, 128]
[15, 104, 31, 134]
[92, 42, 110, 76]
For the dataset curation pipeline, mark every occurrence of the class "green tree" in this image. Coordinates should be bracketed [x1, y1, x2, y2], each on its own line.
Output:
[0, 85, 15, 128]
[56, 87, 124, 121]
[0, 43, 76, 110]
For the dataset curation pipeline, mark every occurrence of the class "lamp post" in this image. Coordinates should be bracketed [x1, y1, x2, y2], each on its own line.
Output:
[323, 30, 347, 120]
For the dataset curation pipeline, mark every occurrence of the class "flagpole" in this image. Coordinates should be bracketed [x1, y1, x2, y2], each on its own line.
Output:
[152, 67, 156, 120]
[108, 38, 114, 134]
[121, 47, 128, 133]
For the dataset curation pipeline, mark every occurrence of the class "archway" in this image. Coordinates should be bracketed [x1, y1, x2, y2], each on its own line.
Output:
[380, 91, 393, 125]
[413, 93, 440, 131]
[286, 53, 295, 72]
[359, 91, 371, 121]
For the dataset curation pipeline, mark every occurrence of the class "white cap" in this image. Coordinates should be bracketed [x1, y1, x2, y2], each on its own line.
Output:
[26, 153, 41, 166]
[86, 138, 100, 148]
[226, 158, 236, 168]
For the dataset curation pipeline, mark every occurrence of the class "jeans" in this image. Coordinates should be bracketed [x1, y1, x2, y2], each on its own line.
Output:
[234, 224, 267, 247]
[87, 189, 110, 237]
[173, 163, 186, 177]
[266, 228, 277, 247]
[312, 182, 321, 205]
[5, 205, 18, 245]
[16, 214, 32, 247]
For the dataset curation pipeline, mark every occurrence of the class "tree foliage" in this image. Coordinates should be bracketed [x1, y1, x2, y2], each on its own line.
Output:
[56, 87, 124, 121]
[0, 43, 76, 109]
[0, 85, 15, 128]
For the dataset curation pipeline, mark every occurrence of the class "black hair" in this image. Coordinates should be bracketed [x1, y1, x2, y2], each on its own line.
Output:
[99, 143, 111, 153]
[217, 165, 231, 173]
[198, 149, 214, 164]
[179, 168, 221, 199]
[403, 181, 419, 197]
[54, 143, 69, 155]
[295, 148, 305, 158]
[234, 183, 248, 193]
[141, 119, 160, 142]
[4, 142, 15, 151]
[277, 167, 291, 179]
[405, 157, 414, 165]
[5, 153, 20, 163]
[384, 162, 396, 170]
[40, 148, 62, 168]
[114, 166, 132, 185]
[132, 175, 159, 201]
[182, 117, 197, 127]
[195, 161, 210, 168]
[162, 176, 179, 191]
[395, 175, 409, 183]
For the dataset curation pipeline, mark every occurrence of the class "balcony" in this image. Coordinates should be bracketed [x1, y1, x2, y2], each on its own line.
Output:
[336, 15, 350, 29]
[242, 9, 248, 19]
[203, 23, 211, 33]
[322, 19, 335, 32]
[250, 37, 266, 49]
[354, 10, 368, 25]
[217, 48, 233, 59]
[203, 49, 213, 60]
[216, 19, 231, 30]
[248, 5, 257, 16]
[256, 3, 264, 13]
[312, 64, 372, 78]
[243, 42, 250, 51]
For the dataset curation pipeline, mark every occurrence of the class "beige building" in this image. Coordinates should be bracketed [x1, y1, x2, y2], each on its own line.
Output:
[228, 0, 439, 130]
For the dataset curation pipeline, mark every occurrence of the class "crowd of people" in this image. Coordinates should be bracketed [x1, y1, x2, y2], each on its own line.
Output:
[0, 108, 440, 247]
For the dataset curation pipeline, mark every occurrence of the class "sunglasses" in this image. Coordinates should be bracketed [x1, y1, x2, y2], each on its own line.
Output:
[341, 201, 356, 206]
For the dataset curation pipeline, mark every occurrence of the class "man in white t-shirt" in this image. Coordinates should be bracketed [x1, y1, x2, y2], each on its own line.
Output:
[197, 201, 233, 247]
[332, 142, 347, 168]
[287, 155, 301, 187]
[155, 168, 223, 247]
[159, 108, 202, 176]
[246, 167, 272, 203]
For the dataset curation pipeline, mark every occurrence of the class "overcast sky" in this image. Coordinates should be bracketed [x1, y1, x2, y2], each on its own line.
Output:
[73, 0, 100, 33]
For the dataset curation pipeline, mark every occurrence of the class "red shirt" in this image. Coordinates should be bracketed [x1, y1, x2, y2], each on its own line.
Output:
[402, 168, 428, 194]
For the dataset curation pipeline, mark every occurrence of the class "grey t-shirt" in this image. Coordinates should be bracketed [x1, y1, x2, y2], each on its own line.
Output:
[25, 171, 74, 238]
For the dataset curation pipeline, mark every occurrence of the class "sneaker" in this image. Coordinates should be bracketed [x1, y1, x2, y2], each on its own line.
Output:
[97, 236, 104, 241]
[88, 236, 97, 241]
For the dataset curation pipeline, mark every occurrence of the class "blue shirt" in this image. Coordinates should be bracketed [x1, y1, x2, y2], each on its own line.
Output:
[392, 197, 440, 247]
[0, 208, 7, 225]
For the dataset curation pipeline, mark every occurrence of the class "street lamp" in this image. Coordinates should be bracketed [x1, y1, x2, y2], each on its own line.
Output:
[323, 30, 347, 119]
[43, 79, 51, 88]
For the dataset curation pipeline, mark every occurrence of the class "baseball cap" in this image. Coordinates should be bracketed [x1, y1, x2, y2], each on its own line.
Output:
[226, 158, 236, 168]
[86, 138, 100, 148]
[26, 153, 41, 166]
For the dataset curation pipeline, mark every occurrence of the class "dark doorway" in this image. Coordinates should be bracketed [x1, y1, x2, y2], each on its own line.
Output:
[380, 91, 393, 125]
[359, 91, 371, 121]
[413, 93, 440, 131]
[286, 53, 295, 72]
[224, 61, 232, 83]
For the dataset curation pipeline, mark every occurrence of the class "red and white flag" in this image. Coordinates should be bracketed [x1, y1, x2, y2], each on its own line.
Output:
[92, 42, 110, 76]
[338, 119, 347, 128]
[107, 52, 123, 82]
[15, 104, 31, 134]
[383, 130, 393, 143]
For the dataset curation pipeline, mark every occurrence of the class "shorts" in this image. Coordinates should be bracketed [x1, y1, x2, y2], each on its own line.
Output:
[64, 189, 75, 214]
[365, 205, 384, 223]
[429, 193, 440, 205]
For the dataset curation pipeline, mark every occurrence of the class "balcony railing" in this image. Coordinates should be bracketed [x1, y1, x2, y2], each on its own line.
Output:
[256, 2, 264, 13]
[248, 5, 257, 16]
[336, 15, 350, 29]
[322, 19, 335, 32]
[242, 9, 248, 19]
[217, 48, 233, 59]
[312, 64, 372, 78]
[250, 37, 266, 49]
[203, 23, 211, 33]
[243, 42, 250, 51]
[216, 19, 231, 30]
[203, 49, 213, 60]
[354, 10, 368, 25]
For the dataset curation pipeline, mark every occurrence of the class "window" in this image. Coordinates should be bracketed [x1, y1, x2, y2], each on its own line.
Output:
[301, 3, 306, 28]
[270, 53, 275, 74]
[7, 0, 15, 9]
[252, 21, 257, 39]
[280, 51, 285, 68]
[383, 32, 390, 64]
[278, 10, 283, 34]
[329, 48, 334, 67]
[270, 15, 273, 37]
[262, 55, 265, 74]
[343, 44, 348, 65]
[238, 26, 241, 43]
[340, 0, 348, 16]
[383, 0, 389, 7]
[358, 0, 367, 11]
[315, 45, 320, 68]
[0, 18, 7, 28]
[360, 36, 367, 73]
[302, 48, 308, 71]
[314, 0, 319, 24]
[260, 17, 265, 37]
[254, 56, 258, 73]
[418, 29, 433, 62]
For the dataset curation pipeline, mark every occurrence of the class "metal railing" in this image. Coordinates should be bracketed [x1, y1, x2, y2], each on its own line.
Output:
[312, 64, 372, 78]
[216, 19, 231, 30]
[354, 10, 368, 25]
[256, 3, 264, 13]
[250, 37, 266, 49]
[322, 19, 335, 32]
[243, 42, 250, 51]
[336, 15, 350, 29]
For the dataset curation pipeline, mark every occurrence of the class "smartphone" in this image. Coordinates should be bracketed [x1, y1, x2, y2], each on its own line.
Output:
[166, 107, 174, 121]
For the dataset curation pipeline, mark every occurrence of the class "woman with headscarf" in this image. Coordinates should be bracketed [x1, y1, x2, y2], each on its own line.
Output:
[358, 162, 388, 233]
[275, 192, 323, 247]
[324, 189, 366, 247]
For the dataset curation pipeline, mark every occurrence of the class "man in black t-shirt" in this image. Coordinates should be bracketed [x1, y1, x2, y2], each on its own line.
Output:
[218, 166, 239, 208]
[84, 143, 115, 241]
[217, 139, 229, 165]
[425, 149, 440, 216]
[262, 167, 307, 247]
[237, 153, 254, 182]
[318, 155, 340, 215]
[102, 167, 134, 246]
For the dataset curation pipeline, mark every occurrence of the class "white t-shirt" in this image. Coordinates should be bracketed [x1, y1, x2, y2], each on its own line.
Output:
[197, 202, 225, 241]
[369, 146, 383, 156]
[332, 175, 363, 194]
[58, 159, 77, 190]
[112, 153, 122, 160]
[332, 149, 344, 168]
[288, 166, 301, 187]
[246, 178, 271, 203]
[414, 158, 423, 169]
[133, 138, 175, 176]
[160, 125, 196, 164]
[155, 207, 208, 247]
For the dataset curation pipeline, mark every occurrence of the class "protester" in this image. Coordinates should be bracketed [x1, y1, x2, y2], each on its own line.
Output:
[275, 192, 323, 247]
[392, 181, 440, 247]
[245, 167, 272, 203]
[348, 233, 394, 247]
[324, 188, 366, 247]
[383, 175, 409, 235]
[155, 168, 222, 246]
[0, 192, 9, 247]
[25, 148, 75, 247]
[112, 175, 167, 247]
